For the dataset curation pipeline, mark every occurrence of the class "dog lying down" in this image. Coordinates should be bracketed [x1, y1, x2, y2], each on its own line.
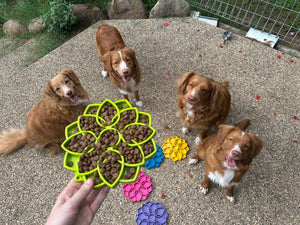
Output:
[0, 69, 89, 154]
[189, 119, 264, 203]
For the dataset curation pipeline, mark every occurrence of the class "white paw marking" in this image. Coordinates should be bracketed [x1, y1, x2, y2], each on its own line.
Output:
[227, 195, 235, 203]
[182, 127, 189, 134]
[200, 186, 208, 195]
[189, 158, 199, 165]
[136, 101, 143, 107]
[176, 112, 180, 117]
[195, 137, 202, 145]
[102, 70, 108, 77]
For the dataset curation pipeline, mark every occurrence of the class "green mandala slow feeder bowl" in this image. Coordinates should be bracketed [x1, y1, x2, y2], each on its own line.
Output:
[61, 99, 157, 188]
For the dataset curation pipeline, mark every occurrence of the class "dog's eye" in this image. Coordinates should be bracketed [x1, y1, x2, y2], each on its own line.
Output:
[56, 87, 60, 91]
[65, 80, 69, 84]
[126, 58, 130, 62]
[189, 83, 193, 88]
[229, 138, 234, 142]
[202, 88, 206, 92]
[244, 144, 249, 149]
[114, 61, 118, 65]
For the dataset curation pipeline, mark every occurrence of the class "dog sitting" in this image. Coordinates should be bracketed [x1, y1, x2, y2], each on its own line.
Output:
[0, 69, 89, 154]
[96, 24, 142, 107]
[189, 119, 264, 203]
[176, 72, 231, 144]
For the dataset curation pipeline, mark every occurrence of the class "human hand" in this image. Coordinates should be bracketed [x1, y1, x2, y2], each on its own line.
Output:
[46, 178, 110, 225]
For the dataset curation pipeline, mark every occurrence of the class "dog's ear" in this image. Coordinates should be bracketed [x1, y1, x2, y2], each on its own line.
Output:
[248, 133, 264, 158]
[62, 69, 80, 86]
[102, 52, 112, 72]
[210, 81, 230, 108]
[216, 125, 235, 144]
[126, 48, 138, 68]
[44, 81, 60, 100]
[176, 72, 195, 95]
[209, 81, 222, 107]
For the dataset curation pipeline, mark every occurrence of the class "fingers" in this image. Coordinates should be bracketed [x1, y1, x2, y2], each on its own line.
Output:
[69, 178, 94, 208]
[55, 178, 82, 206]
[90, 186, 110, 214]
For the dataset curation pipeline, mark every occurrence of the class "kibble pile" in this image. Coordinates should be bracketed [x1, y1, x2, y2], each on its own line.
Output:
[62, 100, 157, 188]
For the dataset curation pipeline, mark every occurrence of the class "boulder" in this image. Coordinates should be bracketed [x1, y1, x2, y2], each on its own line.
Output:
[2, 19, 27, 37]
[72, 4, 107, 27]
[28, 17, 44, 35]
[149, 0, 190, 18]
[107, 0, 147, 19]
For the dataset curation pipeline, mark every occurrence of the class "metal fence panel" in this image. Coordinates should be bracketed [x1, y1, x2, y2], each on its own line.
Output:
[186, 0, 299, 48]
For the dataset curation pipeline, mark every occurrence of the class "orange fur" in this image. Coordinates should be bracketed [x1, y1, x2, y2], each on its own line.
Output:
[190, 119, 264, 202]
[0, 69, 89, 154]
[176, 72, 231, 141]
[96, 24, 142, 106]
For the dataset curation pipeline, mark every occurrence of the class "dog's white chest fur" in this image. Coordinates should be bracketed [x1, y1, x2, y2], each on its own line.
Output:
[208, 169, 235, 187]
[185, 103, 194, 117]
[119, 79, 138, 95]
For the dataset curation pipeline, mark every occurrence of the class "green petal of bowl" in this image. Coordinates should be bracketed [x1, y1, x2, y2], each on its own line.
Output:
[62, 99, 157, 188]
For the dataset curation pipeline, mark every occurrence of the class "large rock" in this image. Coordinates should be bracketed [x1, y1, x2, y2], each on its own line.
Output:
[107, 0, 147, 19]
[72, 4, 107, 27]
[2, 19, 27, 37]
[28, 18, 44, 35]
[149, 0, 190, 18]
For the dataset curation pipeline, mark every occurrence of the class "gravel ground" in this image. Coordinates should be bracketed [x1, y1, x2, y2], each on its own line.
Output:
[0, 18, 299, 225]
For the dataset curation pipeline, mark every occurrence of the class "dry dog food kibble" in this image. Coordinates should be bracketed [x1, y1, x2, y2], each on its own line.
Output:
[140, 141, 154, 157]
[98, 151, 122, 184]
[117, 142, 142, 164]
[99, 103, 118, 126]
[123, 167, 136, 179]
[115, 110, 137, 130]
[80, 116, 103, 136]
[87, 107, 99, 115]
[67, 133, 94, 153]
[138, 114, 149, 124]
[97, 129, 119, 148]
[78, 150, 101, 173]
[121, 124, 152, 144]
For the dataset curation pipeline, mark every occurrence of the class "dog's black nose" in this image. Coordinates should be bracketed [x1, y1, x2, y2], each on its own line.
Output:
[66, 90, 73, 96]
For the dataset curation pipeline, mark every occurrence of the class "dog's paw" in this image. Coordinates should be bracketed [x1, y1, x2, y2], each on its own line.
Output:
[102, 70, 108, 77]
[136, 101, 143, 107]
[226, 195, 235, 203]
[189, 158, 199, 165]
[200, 186, 208, 195]
[182, 127, 189, 135]
[195, 137, 202, 145]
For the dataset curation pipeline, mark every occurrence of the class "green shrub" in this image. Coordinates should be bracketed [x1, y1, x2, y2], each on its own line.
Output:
[42, 0, 77, 34]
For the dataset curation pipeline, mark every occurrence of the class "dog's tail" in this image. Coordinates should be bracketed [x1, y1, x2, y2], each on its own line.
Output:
[234, 119, 250, 131]
[0, 129, 28, 155]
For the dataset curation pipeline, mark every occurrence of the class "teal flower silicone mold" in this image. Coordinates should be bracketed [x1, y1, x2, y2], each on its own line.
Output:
[61, 99, 157, 188]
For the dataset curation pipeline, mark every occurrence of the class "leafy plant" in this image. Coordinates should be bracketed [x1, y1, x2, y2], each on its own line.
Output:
[42, 0, 77, 34]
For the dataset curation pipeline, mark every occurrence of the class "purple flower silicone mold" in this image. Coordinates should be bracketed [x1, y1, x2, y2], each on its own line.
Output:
[123, 171, 152, 202]
[136, 201, 168, 225]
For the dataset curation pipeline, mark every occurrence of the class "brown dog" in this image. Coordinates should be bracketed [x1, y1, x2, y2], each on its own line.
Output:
[96, 24, 142, 107]
[176, 72, 231, 144]
[189, 119, 264, 202]
[0, 69, 89, 154]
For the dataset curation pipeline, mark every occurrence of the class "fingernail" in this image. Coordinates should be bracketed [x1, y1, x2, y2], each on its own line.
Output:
[86, 178, 93, 186]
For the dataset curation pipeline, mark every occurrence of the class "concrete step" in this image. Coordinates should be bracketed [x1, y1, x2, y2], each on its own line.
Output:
[0, 37, 37, 77]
